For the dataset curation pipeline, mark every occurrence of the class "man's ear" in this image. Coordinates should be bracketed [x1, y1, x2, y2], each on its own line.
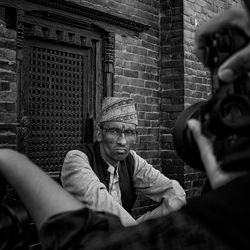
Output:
[96, 128, 103, 142]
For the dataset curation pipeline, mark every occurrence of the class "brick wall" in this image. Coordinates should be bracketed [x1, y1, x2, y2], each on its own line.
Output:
[160, 0, 185, 191]
[0, 9, 17, 149]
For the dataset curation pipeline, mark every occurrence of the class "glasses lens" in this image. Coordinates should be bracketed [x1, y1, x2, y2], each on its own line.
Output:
[102, 128, 137, 141]
[124, 130, 137, 140]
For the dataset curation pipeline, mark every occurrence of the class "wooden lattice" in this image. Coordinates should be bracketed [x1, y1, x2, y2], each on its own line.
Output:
[27, 46, 85, 172]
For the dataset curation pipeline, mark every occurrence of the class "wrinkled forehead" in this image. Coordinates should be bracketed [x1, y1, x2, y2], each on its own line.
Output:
[100, 121, 137, 130]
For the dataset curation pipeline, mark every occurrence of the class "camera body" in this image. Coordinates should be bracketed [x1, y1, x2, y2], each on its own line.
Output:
[174, 28, 250, 171]
[0, 179, 39, 250]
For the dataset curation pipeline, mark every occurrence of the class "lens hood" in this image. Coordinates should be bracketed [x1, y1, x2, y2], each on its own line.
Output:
[173, 102, 205, 171]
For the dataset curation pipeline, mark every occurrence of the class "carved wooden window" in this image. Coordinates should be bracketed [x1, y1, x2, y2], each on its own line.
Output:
[23, 42, 89, 172]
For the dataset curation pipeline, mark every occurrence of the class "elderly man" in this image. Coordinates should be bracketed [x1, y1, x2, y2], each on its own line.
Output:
[61, 97, 186, 226]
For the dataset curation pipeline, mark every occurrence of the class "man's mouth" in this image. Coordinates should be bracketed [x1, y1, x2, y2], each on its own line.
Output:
[115, 148, 127, 153]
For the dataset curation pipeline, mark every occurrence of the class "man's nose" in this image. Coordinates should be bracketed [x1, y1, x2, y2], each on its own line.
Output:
[117, 132, 127, 145]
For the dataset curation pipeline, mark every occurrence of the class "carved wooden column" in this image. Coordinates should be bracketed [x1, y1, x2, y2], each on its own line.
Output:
[16, 9, 31, 154]
[104, 33, 115, 97]
[0, 6, 6, 27]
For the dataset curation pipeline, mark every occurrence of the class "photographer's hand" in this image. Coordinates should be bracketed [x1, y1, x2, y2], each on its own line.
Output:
[195, 6, 250, 82]
[187, 119, 242, 189]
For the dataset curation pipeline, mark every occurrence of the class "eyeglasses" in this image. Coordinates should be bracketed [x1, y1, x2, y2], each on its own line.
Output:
[101, 127, 138, 141]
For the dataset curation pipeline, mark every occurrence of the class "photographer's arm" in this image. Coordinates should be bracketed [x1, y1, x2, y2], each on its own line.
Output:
[0, 149, 83, 229]
[195, 6, 250, 82]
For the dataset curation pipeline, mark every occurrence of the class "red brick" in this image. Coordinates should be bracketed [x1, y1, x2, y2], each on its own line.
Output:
[0, 69, 16, 81]
[0, 112, 17, 123]
[145, 112, 158, 120]
[0, 91, 17, 101]
[0, 48, 16, 61]
[0, 131, 16, 144]
[0, 59, 16, 71]
[0, 81, 10, 91]
[123, 69, 139, 78]
[0, 26, 16, 39]
[0, 37, 16, 49]
[145, 96, 160, 105]
[0, 102, 16, 112]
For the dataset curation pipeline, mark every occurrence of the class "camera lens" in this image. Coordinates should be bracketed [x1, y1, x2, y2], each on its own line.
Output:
[223, 103, 244, 123]
[173, 102, 205, 171]
[214, 95, 250, 134]
[0, 203, 29, 250]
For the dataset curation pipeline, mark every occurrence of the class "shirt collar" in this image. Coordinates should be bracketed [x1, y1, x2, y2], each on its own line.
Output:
[107, 162, 119, 175]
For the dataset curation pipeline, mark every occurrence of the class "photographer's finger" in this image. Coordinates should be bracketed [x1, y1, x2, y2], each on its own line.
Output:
[186, 119, 201, 139]
[187, 119, 212, 155]
[187, 119, 218, 173]
[218, 43, 250, 82]
[187, 120, 235, 189]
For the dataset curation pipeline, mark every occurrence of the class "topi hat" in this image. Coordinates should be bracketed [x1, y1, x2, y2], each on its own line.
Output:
[99, 97, 138, 126]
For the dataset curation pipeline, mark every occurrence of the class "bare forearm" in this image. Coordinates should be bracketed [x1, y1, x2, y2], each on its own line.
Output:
[132, 151, 186, 206]
[0, 149, 83, 229]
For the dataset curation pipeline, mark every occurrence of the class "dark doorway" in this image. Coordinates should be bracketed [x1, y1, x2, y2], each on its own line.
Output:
[21, 41, 90, 173]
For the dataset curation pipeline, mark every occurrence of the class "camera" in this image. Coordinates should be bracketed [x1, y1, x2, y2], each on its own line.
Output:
[173, 28, 250, 171]
[0, 179, 37, 250]
[0, 202, 30, 250]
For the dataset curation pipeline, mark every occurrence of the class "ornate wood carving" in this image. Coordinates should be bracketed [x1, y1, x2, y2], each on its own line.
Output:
[23, 23, 93, 48]
[23, 44, 88, 172]
[28, 0, 150, 33]
[104, 33, 115, 96]
[104, 33, 115, 66]
[16, 9, 25, 50]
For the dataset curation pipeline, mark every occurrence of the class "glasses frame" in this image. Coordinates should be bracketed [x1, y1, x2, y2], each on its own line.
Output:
[101, 127, 138, 141]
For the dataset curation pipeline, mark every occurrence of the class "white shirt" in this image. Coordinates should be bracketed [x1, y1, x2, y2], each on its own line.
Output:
[107, 163, 122, 205]
[61, 149, 186, 226]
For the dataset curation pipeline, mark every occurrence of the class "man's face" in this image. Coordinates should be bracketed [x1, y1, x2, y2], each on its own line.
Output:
[97, 121, 137, 165]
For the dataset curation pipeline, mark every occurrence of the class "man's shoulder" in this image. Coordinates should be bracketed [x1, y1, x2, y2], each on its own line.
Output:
[128, 149, 138, 159]
[64, 149, 89, 162]
[70, 142, 99, 158]
[75, 142, 96, 152]
[128, 150, 149, 166]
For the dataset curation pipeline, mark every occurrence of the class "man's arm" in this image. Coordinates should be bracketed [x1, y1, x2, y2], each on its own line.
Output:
[131, 150, 186, 215]
[0, 149, 84, 229]
[61, 150, 137, 226]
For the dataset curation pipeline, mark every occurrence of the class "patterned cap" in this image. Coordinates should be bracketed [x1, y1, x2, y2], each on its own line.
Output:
[99, 97, 138, 126]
